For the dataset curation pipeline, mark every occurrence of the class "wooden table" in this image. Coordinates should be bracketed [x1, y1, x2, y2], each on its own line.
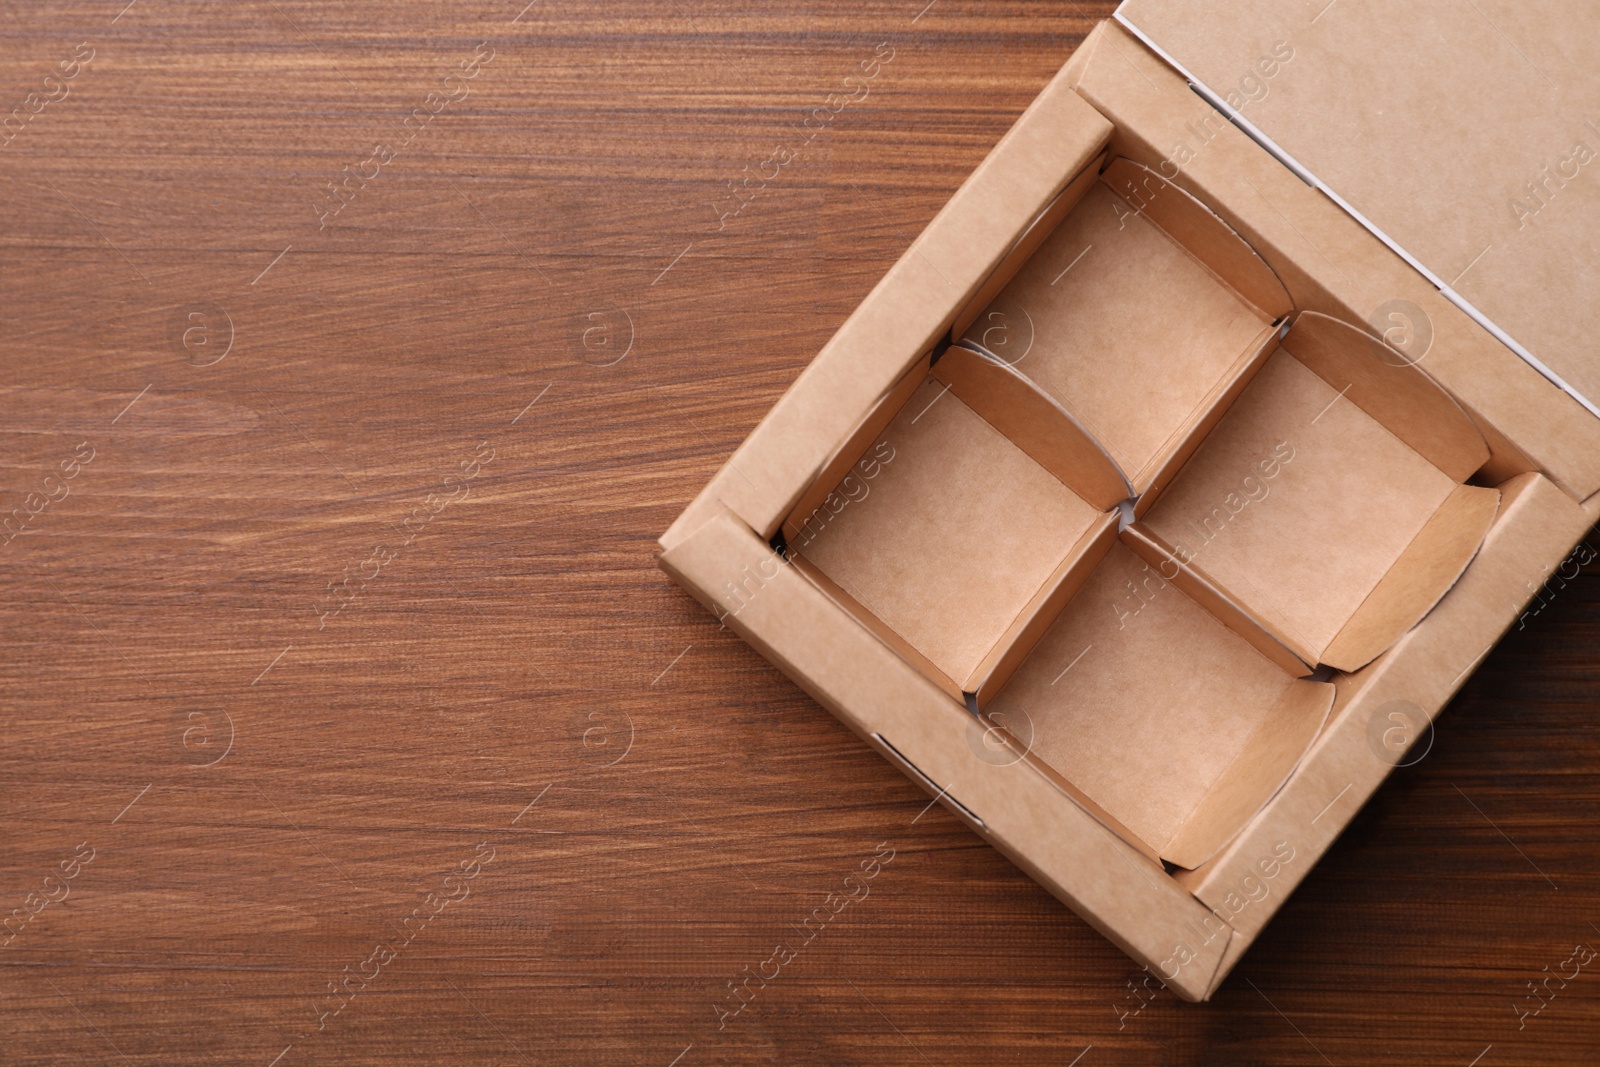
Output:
[3, 2, 1598, 1063]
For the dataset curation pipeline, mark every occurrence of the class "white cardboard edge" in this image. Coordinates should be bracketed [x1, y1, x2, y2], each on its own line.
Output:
[1109, 7, 1600, 422]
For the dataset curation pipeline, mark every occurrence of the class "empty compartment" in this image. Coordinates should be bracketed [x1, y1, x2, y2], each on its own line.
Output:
[1132, 312, 1502, 674]
[786, 347, 1128, 706]
[954, 158, 1292, 507]
[989, 541, 1333, 869]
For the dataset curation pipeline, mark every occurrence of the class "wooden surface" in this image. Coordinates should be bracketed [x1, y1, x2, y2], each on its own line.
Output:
[2, 2, 1599, 1064]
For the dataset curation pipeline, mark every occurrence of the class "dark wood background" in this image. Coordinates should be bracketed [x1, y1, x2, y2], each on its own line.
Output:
[2, 1, 1598, 1064]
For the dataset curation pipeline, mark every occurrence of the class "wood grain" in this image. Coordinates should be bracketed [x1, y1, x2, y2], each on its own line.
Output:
[2, 2, 1598, 1064]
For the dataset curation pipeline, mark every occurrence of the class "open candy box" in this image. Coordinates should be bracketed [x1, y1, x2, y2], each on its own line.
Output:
[660, 20, 1600, 999]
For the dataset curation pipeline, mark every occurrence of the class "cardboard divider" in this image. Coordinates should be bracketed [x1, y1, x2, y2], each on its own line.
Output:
[969, 515, 1119, 708]
[953, 162, 1291, 501]
[791, 512, 1120, 706]
[1138, 313, 1501, 673]
[933, 343, 1133, 511]
[992, 540, 1335, 868]
[1119, 523, 1311, 677]
[1135, 319, 1282, 518]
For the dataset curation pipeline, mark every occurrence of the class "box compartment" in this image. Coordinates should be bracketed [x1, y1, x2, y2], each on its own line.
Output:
[1131, 311, 1501, 674]
[955, 157, 1292, 509]
[787, 347, 1127, 708]
[989, 541, 1333, 870]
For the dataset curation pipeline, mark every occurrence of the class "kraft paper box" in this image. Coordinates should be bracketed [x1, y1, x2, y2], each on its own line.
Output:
[658, 11, 1600, 1001]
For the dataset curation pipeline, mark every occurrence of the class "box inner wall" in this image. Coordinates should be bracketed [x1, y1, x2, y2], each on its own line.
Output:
[1143, 350, 1456, 655]
[799, 377, 1101, 686]
[978, 180, 1273, 485]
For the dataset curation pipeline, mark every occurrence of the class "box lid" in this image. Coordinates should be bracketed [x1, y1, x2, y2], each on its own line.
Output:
[1114, 0, 1600, 421]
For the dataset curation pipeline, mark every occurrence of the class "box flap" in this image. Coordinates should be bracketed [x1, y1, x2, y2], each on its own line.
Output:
[1100, 157, 1291, 320]
[1161, 678, 1332, 870]
[1323, 483, 1502, 671]
[1115, 0, 1600, 420]
[1280, 311, 1490, 483]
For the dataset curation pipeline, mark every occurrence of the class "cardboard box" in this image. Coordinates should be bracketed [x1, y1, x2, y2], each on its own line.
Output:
[659, 15, 1600, 1001]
